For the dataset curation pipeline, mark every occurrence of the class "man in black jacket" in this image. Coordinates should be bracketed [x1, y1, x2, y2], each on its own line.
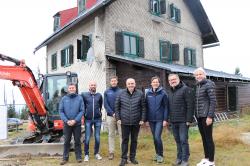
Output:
[168, 74, 194, 166]
[115, 78, 146, 166]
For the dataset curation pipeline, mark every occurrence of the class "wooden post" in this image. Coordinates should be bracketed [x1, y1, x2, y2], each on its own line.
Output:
[161, 69, 167, 89]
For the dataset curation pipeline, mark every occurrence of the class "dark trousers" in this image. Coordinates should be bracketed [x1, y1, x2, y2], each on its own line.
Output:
[197, 117, 215, 162]
[149, 121, 163, 157]
[171, 122, 190, 162]
[121, 124, 140, 160]
[63, 124, 82, 161]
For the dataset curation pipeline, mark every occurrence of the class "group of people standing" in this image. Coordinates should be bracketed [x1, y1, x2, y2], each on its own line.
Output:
[58, 67, 216, 166]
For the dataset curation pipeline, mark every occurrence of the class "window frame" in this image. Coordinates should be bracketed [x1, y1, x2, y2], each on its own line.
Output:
[170, 3, 181, 23]
[123, 32, 139, 58]
[159, 40, 172, 63]
[51, 53, 57, 71]
[184, 48, 196, 67]
[61, 45, 73, 67]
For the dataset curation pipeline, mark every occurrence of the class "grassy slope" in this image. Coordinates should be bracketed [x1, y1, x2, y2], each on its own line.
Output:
[2, 114, 250, 166]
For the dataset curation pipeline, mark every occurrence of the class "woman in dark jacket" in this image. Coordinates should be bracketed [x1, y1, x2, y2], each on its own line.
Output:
[145, 76, 168, 163]
[194, 67, 216, 166]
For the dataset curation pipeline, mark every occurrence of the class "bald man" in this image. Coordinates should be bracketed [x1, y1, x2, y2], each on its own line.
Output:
[115, 78, 146, 166]
[81, 81, 103, 162]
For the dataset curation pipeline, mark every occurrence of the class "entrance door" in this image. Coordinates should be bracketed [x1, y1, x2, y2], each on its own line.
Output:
[228, 86, 237, 111]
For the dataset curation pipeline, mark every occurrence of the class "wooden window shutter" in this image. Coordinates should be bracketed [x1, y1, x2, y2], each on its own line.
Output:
[115, 32, 124, 55]
[184, 48, 189, 66]
[61, 50, 66, 67]
[160, 0, 166, 14]
[77, 39, 82, 59]
[69, 45, 74, 64]
[177, 8, 181, 23]
[82, 35, 90, 60]
[192, 49, 196, 66]
[170, 4, 174, 18]
[138, 37, 145, 58]
[172, 44, 179, 61]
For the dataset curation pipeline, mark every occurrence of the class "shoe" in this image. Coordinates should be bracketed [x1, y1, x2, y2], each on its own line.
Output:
[108, 153, 114, 160]
[153, 154, 159, 161]
[95, 153, 102, 160]
[84, 155, 89, 162]
[172, 159, 182, 166]
[119, 159, 127, 166]
[204, 161, 215, 166]
[156, 155, 164, 163]
[180, 161, 189, 166]
[197, 159, 208, 166]
[130, 159, 139, 164]
[77, 159, 82, 163]
[60, 160, 68, 165]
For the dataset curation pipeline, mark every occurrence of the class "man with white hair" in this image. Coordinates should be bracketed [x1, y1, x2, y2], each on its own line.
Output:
[193, 67, 216, 166]
[115, 78, 146, 166]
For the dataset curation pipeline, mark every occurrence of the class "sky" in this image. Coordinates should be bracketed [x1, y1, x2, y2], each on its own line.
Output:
[0, 0, 250, 105]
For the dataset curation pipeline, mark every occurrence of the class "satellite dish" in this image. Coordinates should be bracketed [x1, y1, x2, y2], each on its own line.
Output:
[86, 47, 94, 67]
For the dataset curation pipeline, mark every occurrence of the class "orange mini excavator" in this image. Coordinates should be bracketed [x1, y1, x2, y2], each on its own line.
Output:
[0, 53, 78, 143]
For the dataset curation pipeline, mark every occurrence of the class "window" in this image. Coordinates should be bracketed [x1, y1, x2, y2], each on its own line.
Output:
[53, 14, 60, 32]
[184, 48, 196, 66]
[51, 53, 57, 70]
[149, 0, 166, 16]
[78, 0, 86, 14]
[115, 32, 144, 58]
[61, 45, 74, 67]
[77, 35, 91, 61]
[170, 3, 181, 23]
[160, 41, 171, 63]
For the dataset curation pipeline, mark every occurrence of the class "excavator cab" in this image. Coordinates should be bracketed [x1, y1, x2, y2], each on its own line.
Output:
[40, 72, 78, 130]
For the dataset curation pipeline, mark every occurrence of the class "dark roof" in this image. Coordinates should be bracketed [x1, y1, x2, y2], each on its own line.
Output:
[34, 0, 219, 52]
[184, 0, 219, 45]
[106, 54, 250, 82]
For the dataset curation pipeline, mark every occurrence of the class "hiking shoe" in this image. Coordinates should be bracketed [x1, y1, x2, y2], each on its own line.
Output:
[197, 159, 209, 166]
[84, 155, 89, 162]
[153, 154, 159, 161]
[172, 159, 182, 166]
[204, 161, 215, 166]
[95, 153, 102, 160]
[156, 155, 164, 163]
[77, 159, 82, 163]
[180, 161, 189, 166]
[108, 153, 114, 160]
[130, 159, 139, 164]
[60, 160, 68, 165]
[119, 159, 127, 166]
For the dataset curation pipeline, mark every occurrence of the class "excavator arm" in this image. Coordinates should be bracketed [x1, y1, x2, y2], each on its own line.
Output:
[0, 53, 47, 132]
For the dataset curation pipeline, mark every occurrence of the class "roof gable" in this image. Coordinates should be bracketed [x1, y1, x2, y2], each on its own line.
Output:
[59, 7, 78, 28]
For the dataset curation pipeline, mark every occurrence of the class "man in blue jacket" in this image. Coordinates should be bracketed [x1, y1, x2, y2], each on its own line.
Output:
[59, 83, 84, 165]
[81, 81, 103, 162]
[104, 76, 122, 160]
[146, 76, 168, 163]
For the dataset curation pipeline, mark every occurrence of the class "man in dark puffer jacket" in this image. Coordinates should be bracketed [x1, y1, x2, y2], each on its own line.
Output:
[115, 78, 146, 166]
[168, 74, 194, 166]
[194, 67, 216, 166]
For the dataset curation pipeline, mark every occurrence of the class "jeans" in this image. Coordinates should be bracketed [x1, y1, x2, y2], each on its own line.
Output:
[121, 124, 140, 160]
[171, 122, 190, 162]
[107, 116, 122, 153]
[149, 121, 163, 156]
[84, 119, 102, 155]
[63, 124, 82, 161]
[197, 117, 215, 162]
